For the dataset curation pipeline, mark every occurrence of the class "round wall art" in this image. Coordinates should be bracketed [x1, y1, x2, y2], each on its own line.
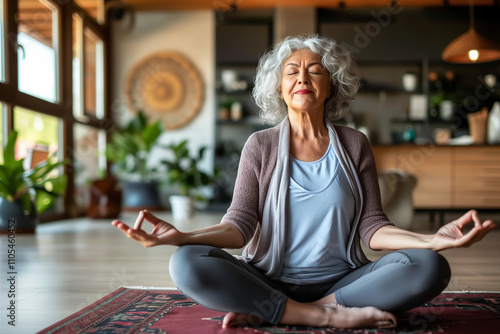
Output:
[125, 51, 204, 130]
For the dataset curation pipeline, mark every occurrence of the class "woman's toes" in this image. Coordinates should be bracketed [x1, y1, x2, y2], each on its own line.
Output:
[222, 312, 238, 328]
[323, 304, 397, 329]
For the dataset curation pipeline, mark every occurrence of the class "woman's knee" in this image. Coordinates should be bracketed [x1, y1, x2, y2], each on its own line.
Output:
[169, 245, 213, 291]
[403, 249, 451, 291]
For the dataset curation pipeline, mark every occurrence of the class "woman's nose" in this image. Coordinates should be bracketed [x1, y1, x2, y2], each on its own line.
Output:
[297, 69, 310, 84]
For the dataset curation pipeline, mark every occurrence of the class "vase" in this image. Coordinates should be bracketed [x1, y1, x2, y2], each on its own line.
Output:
[121, 180, 163, 211]
[402, 72, 418, 92]
[221, 70, 238, 92]
[88, 177, 123, 219]
[0, 197, 38, 234]
[440, 100, 454, 121]
[488, 102, 500, 144]
[468, 108, 488, 144]
[169, 195, 194, 222]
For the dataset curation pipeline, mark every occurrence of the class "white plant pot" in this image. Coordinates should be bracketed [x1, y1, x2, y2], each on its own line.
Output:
[169, 195, 194, 222]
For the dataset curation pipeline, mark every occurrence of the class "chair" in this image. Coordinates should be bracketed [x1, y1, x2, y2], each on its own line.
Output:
[378, 170, 417, 230]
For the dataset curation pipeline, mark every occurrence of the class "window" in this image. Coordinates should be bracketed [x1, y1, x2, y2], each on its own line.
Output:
[0, 0, 5, 83]
[84, 27, 104, 118]
[73, 13, 83, 117]
[73, 123, 106, 212]
[73, 14, 105, 119]
[0, 103, 5, 163]
[14, 107, 64, 214]
[18, 0, 59, 103]
[13, 107, 60, 160]
[0, 1, 109, 221]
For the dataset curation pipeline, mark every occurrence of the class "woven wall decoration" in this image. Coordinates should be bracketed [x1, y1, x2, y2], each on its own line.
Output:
[125, 52, 204, 129]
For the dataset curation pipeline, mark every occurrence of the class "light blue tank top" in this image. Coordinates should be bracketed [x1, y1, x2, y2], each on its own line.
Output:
[280, 143, 356, 284]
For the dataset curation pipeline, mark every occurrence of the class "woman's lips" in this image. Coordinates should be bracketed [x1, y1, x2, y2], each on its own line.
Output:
[295, 89, 313, 95]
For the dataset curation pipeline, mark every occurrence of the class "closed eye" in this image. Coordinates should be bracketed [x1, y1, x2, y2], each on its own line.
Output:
[309, 66, 325, 74]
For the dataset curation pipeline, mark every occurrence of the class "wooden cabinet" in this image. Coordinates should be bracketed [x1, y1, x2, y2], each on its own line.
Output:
[453, 147, 500, 208]
[372, 145, 500, 209]
[372, 145, 452, 208]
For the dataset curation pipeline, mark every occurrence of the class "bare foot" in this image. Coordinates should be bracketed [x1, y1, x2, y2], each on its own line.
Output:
[323, 303, 397, 329]
[222, 303, 397, 330]
[222, 312, 266, 328]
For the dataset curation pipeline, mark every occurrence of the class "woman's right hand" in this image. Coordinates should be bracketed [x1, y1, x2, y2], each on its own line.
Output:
[112, 210, 184, 247]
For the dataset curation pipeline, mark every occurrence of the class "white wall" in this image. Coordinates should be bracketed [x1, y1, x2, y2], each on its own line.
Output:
[110, 11, 216, 173]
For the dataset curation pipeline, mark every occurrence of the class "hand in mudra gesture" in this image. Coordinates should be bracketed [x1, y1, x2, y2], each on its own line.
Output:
[112, 210, 183, 247]
[432, 210, 497, 251]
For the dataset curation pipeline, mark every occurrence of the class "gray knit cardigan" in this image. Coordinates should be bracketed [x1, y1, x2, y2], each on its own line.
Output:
[221, 117, 393, 279]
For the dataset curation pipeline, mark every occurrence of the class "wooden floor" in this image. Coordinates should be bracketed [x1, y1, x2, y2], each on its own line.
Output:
[1, 210, 499, 333]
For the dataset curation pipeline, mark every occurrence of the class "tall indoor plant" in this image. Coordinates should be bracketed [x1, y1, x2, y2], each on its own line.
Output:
[0, 131, 67, 233]
[162, 140, 216, 221]
[106, 111, 164, 210]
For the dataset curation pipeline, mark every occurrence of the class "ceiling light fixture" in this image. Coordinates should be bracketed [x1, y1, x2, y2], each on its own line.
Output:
[441, 0, 500, 63]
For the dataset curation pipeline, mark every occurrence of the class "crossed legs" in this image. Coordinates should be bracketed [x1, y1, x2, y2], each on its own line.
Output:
[169, 245, 450, 329]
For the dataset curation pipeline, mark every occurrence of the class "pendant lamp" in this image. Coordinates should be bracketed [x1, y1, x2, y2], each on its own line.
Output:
[442, 0, 500, 63]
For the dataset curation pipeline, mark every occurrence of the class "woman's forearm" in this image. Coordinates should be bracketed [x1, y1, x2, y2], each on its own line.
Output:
[177, 222, 245, 249]
[369, 225, 435, 251]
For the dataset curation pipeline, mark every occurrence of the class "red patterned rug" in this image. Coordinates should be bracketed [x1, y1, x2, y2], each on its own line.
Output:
[37, 288, 500, 334]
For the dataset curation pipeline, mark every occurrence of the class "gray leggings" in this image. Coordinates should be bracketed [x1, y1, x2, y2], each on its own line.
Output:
[169, 245, 450, 325]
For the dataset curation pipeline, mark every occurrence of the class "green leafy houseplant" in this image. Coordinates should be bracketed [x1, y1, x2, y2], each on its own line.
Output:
[162, 140, 216, 202]
[106, 111, 163, 182]
[0, 131, 67, 214]
[106, 111, 165, 210]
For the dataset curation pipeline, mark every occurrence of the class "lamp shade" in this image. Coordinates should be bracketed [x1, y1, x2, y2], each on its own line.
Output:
[442, 28, 500, 63]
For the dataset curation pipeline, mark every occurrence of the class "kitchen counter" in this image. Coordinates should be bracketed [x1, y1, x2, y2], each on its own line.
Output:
[372, 145, 500, 210]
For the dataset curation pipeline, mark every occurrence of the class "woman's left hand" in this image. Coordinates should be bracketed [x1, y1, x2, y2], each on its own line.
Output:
[431, 210, 497, 251]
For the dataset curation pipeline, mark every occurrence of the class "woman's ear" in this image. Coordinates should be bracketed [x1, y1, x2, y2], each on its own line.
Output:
[278, 86, 283, 100]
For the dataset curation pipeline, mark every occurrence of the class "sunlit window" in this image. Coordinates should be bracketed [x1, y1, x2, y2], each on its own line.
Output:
[14, 107, 64, 214]
[0, 103, 5, 163]
[73, 13, 83, 117]
[0, 1, 108, 220]
[84, 27, 104, 118]
[73, 123, 106, 211]
[0, 0, 5, 83]
[13, 107, 60, 160]
[18, 33, 57, 102]
[18, 0, 59, 103]
[73, 14, 104, 119]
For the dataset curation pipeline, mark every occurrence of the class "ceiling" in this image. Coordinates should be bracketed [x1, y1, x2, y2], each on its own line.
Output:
[17, 0, 498, 46]
[121, 0, 499, 11]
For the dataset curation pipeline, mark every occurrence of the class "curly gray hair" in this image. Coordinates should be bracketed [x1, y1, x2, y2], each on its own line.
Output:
[252, 34, 360, 125]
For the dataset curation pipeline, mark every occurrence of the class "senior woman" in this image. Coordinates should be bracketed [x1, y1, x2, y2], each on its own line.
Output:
[112, 35, 496, 329]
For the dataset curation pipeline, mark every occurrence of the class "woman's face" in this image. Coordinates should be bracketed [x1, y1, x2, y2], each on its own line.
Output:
[279, 48, 331, 114]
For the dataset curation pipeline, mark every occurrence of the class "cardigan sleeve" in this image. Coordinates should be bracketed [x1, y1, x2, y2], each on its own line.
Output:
[220, 134, 262, 245]
[350, 131, 394, 248]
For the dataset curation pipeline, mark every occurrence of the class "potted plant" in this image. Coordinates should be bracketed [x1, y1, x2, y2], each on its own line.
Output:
[106, 111, 165, 210]
[162, 140, 216, 221]
[0, 131, 67, 234]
